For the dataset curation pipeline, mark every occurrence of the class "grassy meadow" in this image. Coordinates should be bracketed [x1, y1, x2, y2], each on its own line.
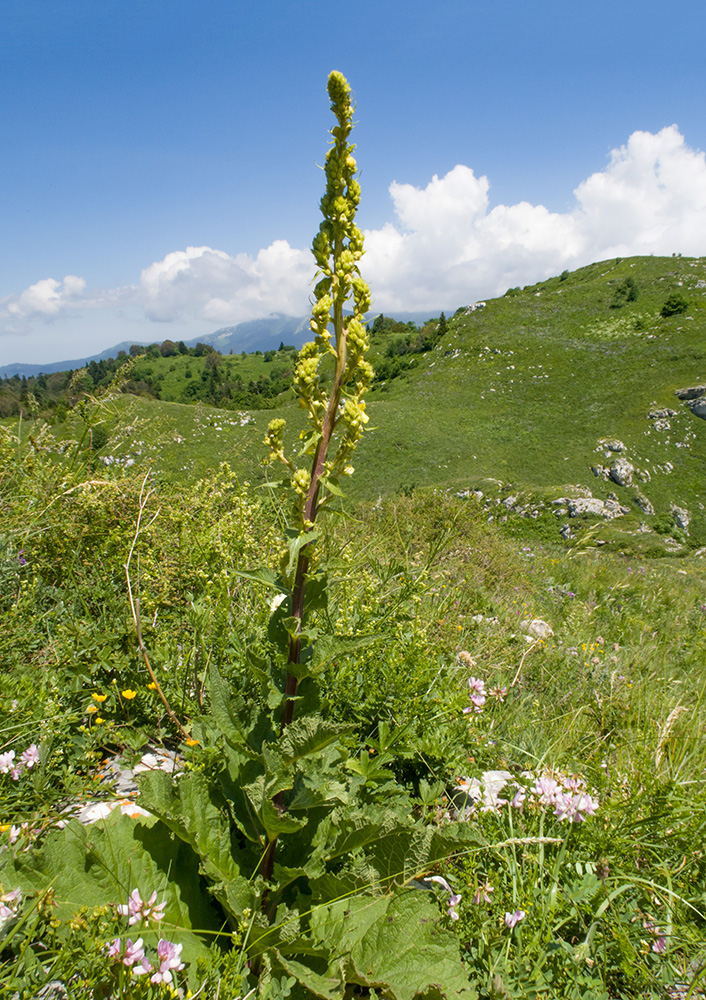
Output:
[0, 256, 706, 998]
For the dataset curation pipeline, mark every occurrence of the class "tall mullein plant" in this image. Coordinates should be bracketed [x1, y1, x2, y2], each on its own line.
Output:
[264, 71, 372, 729]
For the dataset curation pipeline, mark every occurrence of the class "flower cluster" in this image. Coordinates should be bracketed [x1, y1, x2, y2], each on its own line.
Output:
[105, 888, 185, 985]
[263, 71, 372, 542]
[0, 743, 39, 781]
[464, 676, 486, 714]
[117, 888, 166, 926]
[455, 770, 599, 824]
[462, 675, 507, 716]
[105, 936, 185, 984]
[530, 775, 599, 822]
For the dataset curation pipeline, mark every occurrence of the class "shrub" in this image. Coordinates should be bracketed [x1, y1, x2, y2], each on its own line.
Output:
[661, 291, 688, 317]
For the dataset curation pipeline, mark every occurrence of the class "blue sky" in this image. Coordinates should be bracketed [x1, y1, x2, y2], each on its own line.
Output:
[2, 0, 706, 365]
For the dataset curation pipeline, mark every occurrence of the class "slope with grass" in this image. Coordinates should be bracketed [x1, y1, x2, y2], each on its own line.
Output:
[52, 255, 706, 556]
[356, 256, 706, 547]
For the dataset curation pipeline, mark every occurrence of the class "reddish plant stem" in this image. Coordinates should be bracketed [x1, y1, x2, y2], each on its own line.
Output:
[260, 260, 347, 895]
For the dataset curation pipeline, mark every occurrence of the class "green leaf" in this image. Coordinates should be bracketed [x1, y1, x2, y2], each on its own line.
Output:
[242, 774, 308, 840]
[279, 716, 349, 767]
[232, 566, 280, 589]
[1, 812, 223, 987]
[275, 952, 343, 999]
[303, 572, 329, 615]
[311, 633, 382, 671]
[284, 527, 321, 577]
[273, 859, 326, 892]
[209, 661, 248, 749]
[311, 890, 477, 1000]
[320, 476, 345, 498]
[138, 769, 241, 884]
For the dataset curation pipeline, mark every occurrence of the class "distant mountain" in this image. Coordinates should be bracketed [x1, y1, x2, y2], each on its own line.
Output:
[0, 310, 448, 378]
[0, 342, 145, 379]
[196, 315, 311, 355]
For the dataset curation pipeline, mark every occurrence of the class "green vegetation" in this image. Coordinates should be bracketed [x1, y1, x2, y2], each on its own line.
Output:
[1, 78, 706, 1000]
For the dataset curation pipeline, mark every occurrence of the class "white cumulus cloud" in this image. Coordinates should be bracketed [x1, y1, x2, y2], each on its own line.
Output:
[138, 242, 313, 324]
[4, 275, 87, 322]
[3, 125, 706, 357]
[362, 124, 706, 310]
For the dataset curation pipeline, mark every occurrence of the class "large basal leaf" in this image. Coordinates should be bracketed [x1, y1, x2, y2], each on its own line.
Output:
[275, 890, 477, 1000]
[138, 769, 240, 880]
[365, 822, 487, 887]
[0, 812, 223, 985]
[308, 890, 478, 1000]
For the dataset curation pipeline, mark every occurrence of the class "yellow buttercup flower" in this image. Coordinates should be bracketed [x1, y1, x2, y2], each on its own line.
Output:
[121, 689, 137, 700]
[95, 717, 105, 725]
[185, 738, 199, 747]
[147, 682, 157, 691]
[86, 705, 98, 714]
[92, 693, 108, 703]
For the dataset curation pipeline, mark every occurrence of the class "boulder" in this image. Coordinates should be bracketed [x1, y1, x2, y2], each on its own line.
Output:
[691, 398, 706, 421]
[609, 457, 634, 487]
[671, 505, 690, 532]
[599, 438, 625, 452]
[674, 385, 706, 401]
[567, 497, 627, 519]
[633, 492, 654, 515]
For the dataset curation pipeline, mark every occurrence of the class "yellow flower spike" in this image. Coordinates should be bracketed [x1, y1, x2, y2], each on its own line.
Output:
[121, 689, 137, 700]
[91, 693, 108, 703]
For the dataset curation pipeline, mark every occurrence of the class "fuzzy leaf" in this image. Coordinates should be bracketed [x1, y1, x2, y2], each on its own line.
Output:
[232, 566, 280, 589]
[275, 953, 343, 999]
[285, 528, 321, 577]
[138, 769, 242, 883]
[279, 716, 349, 766]
[0, 812, 222, 986]
[310, 890, 477, 1000]
[311, 633, 383, 671]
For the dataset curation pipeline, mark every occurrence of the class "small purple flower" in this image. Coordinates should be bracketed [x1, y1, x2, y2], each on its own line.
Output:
[652, 935, 667, 953]
[471, 882, 494, 905]
[117, 888, 166, 926]
[533, 776, 560, 805]
[504, 909, 526, 929]
[510, 787, 526, 810]
[0, 751, 15, 775]
[122, 937, 147, 968]
[20, 745, 39, 769]
[105, 938, 122, 960]
[467, 676, 487, 713]
[427, 875, 462, 920]
[150, 939, 184, 985]
[17, 550, 26, 566]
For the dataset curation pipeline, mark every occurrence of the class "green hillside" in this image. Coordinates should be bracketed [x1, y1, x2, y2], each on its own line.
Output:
[44, 254, 706, 555]
[357, 254, 706, 549]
